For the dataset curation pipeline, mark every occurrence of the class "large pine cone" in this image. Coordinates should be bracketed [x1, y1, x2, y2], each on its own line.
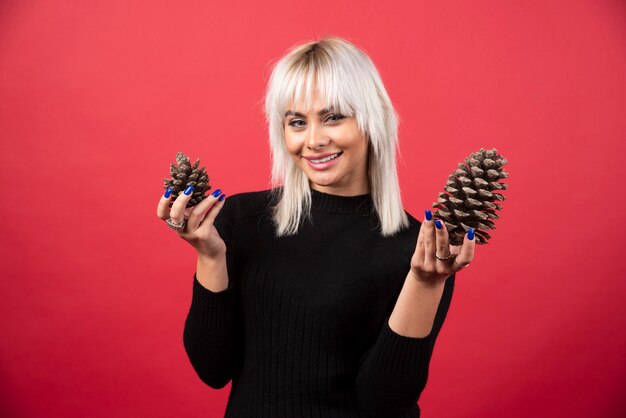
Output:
[432, 147, 508, 245]
[163, 152, 212, 208]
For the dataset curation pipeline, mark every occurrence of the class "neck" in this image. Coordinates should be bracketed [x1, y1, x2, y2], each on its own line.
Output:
[309, 181, 370, 197]
[309, 187, 373, 214]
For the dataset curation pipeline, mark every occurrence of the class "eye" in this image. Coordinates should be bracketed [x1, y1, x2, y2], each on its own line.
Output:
[325, 114, 345, 123]
[287, 119, 305, 128]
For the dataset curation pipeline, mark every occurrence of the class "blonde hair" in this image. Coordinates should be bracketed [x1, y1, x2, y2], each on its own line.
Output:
[263, 35, 409, 237]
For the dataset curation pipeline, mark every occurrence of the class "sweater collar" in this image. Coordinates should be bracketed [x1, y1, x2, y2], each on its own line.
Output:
[310, 188, 373, 214]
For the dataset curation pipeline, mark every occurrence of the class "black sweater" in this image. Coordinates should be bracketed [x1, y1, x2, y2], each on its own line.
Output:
[183, 188, 455, 418]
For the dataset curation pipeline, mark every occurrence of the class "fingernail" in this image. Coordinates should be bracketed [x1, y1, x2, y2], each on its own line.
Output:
[164, 188, 172, 198]
[467, 228, 475, 240]
[219, 194, 226, 201]
[184, 185, 194, 195]
[434, 219, 442, 230]
[425, 209, 432, 221]
[212, 188, 222, 197]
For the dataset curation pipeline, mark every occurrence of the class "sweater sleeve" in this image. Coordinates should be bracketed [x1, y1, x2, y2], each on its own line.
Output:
[182, 196, 243, 389]
[355, 273, 456, 417]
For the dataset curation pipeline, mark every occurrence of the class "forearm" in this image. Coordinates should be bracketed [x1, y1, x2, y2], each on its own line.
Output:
[355, 273, 454, 415]
[183, 256, 240, 389]
[388, 270, 447, 338]
[196, 254, 229, 292]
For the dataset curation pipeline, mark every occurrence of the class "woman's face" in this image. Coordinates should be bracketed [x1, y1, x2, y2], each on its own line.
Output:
[283, 89, 369, 196]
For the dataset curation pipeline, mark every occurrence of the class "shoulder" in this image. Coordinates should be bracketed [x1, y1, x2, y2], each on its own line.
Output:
[377, 209, 422, 252]
[212, 189, 275, 243]
[401, 209, 422, 236]
[364, 208, 422, 253]
[404, 209, 422, 228]
[220, 188, 275, 220]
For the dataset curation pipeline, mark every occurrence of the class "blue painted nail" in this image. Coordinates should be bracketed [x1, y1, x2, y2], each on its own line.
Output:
[219, 194, 226, 201]
[184, 185, 194, 195]
[212, 189, 222, 197]
[164, 188, 172, 198]
[425, 209, 432, 221]
[434, 219, 442, 230]
[468, 228, 475, 240]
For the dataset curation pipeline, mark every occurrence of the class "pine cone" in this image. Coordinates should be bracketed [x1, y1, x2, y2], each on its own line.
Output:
[163, 152, 212, 208]
[432, 147, 508, 245]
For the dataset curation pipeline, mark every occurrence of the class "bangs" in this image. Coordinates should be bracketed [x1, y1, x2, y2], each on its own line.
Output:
[277, 51, 358, 119]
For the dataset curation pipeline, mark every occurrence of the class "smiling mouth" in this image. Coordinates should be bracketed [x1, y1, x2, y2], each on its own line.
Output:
[308, 152, 343, 163]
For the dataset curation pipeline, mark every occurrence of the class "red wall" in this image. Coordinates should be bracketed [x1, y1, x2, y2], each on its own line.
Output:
[1, 1, 625, 417]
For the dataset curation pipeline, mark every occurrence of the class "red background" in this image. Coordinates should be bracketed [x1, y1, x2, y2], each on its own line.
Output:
[1, 1, 625, 417]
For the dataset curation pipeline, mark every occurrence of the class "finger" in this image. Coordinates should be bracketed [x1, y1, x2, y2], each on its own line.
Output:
[433, 218, 450, 261]
[169, 184, 197, 223]
[197, 193, 227, 234]
[422, 209, 437, 266]
[453, 228, 476, 270]
[186, 189, 224, 231]
[414, 220, 425, 266]
[156, 187, 174, 220]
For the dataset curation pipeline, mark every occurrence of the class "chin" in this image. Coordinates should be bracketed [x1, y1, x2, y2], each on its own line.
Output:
[307, 173, 337, 186]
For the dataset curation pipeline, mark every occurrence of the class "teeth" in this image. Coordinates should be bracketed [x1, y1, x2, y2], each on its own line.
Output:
[311, 153, 340, 163]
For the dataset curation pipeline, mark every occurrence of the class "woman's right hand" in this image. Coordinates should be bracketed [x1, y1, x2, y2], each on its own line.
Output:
[156, 185, 228, 260]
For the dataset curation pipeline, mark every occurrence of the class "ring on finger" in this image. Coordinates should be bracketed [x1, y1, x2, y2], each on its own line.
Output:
[166, 217, 186, 232]
[435, 252, 454, 261]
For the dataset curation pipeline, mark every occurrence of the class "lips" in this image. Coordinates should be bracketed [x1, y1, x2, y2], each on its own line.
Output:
[305, 152, 343, 163]
[304, 151, 343, 171]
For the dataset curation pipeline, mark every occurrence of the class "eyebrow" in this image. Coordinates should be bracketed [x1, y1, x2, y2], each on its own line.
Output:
[284, 107, 337, 117]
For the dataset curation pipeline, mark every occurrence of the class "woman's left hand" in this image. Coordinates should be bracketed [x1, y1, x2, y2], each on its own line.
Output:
[410, 209, 475, 287]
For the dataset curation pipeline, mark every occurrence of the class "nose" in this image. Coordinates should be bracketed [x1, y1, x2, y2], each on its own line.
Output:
[305, 122, 329, 150]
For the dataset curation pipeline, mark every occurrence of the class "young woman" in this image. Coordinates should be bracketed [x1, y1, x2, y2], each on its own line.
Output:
[157, 36, 475, 417]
